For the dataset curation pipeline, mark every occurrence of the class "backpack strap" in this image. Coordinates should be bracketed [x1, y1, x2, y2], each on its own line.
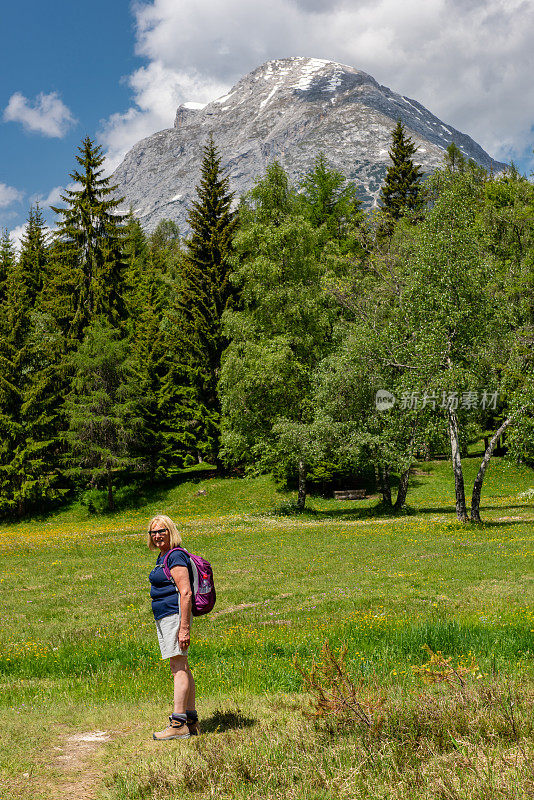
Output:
[162, 546, 187, 580]
[162, 547, 198, 596]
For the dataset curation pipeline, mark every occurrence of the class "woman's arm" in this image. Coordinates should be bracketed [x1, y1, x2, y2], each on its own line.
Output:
[170, 565, 192, 650]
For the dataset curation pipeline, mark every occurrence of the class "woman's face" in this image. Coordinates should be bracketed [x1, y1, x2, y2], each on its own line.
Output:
[150, 521, 171, 553]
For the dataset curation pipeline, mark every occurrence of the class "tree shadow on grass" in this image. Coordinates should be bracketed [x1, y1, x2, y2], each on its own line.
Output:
[274, 499, 534, 523]
[274, 502, 420, 522]
[200, 708, 256, 734]
[413, 502, 533, 517]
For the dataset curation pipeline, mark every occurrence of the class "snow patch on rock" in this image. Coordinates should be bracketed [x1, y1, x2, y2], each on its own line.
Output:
[214, 92, 235, 105]
[260, 86, 279, 109]
[292, 58, 330, 90]
[402, 98, 423, 116]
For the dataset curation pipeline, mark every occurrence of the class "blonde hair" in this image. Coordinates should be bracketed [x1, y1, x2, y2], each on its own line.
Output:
[147, 514, 183, 551]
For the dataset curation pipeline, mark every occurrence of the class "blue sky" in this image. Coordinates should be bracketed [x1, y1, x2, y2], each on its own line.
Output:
[0, 0, 138, 234]
[2, 0, 533, 241]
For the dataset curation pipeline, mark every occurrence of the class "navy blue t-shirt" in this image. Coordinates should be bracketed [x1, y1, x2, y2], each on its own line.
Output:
[149, 549, 193, 621]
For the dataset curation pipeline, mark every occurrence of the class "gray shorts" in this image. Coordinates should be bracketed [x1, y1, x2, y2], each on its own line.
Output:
[155, 613, 189, 660]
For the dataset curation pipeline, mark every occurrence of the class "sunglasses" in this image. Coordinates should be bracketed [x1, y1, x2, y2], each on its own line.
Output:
[150, 528, 168, 536]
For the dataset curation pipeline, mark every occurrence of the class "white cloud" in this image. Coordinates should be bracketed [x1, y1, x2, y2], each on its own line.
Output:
[9, 224, 27, 253]
[100, 0, 534, 170]
[41, 185, 65, 207]
[0, 182, 23, 208]
[4, 91, 77, 138]
[31, 183, 77, 209]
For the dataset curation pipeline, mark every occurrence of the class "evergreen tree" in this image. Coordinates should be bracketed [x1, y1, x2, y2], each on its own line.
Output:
[122, 219, 199, 478]
[18, 204, 49, 305]
[65, 321, 138, 510]
[0, 228, 15, 306]
[379, 120, 423, 223]
[48, 136, 127, 339]
[123, 217, 149, 323]
[178, 135, 237, 464]
[0, 236, 66, 517]
[0, 236, 32, 515]
[127, 263, 196, 478]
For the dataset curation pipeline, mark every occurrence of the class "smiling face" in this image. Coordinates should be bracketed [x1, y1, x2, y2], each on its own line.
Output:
[150, 521, 171, 554]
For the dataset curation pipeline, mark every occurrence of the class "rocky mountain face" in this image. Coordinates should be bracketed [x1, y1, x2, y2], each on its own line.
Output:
[112, 57, 506, 234]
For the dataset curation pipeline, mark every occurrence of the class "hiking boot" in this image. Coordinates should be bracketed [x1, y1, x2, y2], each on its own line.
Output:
[153, 715, 191, 741]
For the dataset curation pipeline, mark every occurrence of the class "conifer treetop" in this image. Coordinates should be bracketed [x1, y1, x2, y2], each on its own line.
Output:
[379, 120, 423, 222]
[48, 136, 128, 337]
[52, 136, 124, 228]
[187, 134, 236, 252]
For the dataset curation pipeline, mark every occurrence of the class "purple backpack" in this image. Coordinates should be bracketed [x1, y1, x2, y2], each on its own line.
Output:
[162, 546, 216, 617]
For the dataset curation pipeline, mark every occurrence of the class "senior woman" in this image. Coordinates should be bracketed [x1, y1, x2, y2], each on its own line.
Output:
[148, 513, 199, 740]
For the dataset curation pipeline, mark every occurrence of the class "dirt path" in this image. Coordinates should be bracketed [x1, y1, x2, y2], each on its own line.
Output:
[50, 730, 110, 800]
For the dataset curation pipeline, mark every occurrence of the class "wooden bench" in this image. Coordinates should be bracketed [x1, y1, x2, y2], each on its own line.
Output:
[333, 489, 366, 501]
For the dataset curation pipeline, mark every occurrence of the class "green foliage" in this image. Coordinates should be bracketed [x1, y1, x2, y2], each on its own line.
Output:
[126, 260, 199, 478]
[444, 141, 467, 173]
[150, 218, 180, 252]
[2, 134, 534, 523]
[298, 152, 365, 249]
[149, 218, 182, 280]
[122, 217, 149, 318]
[64, 320, 139, 510]
[220, 162, 341, 504]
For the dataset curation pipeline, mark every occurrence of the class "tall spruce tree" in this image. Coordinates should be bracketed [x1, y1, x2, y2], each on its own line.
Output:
[178, 135, 237, 464]
[122, 219, 199, 478]
[0, 223, 66, 517]
[123, 217, 149, 323]
[0, 235, 32, 515]
[127, 260, 197, 479]
[65, 321, 137, 510]
[379, 120, 423, 224]
[0, 229, 15, 306]
[48, 136, 127, 339]
[18, 204, 49, 305]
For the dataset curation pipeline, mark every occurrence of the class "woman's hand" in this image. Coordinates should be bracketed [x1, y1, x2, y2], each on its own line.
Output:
[179, 626, 190, 650]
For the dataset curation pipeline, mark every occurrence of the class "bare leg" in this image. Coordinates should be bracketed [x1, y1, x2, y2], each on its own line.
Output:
[170, 655, 190, 714]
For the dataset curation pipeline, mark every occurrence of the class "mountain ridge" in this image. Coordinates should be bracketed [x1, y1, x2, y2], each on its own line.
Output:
[112, 56, 506, 233]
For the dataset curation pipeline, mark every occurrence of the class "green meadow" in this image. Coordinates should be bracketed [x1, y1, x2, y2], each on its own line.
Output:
[1, 456, 534, 799]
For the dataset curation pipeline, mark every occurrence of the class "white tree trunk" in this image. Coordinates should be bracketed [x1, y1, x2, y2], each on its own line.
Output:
[448, 408, 468, 522]
[471, 410, 524, 523]
[297, 460, 307, 510]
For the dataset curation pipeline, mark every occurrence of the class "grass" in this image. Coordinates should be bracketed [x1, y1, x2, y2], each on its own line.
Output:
[0, 457, 533, 798]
